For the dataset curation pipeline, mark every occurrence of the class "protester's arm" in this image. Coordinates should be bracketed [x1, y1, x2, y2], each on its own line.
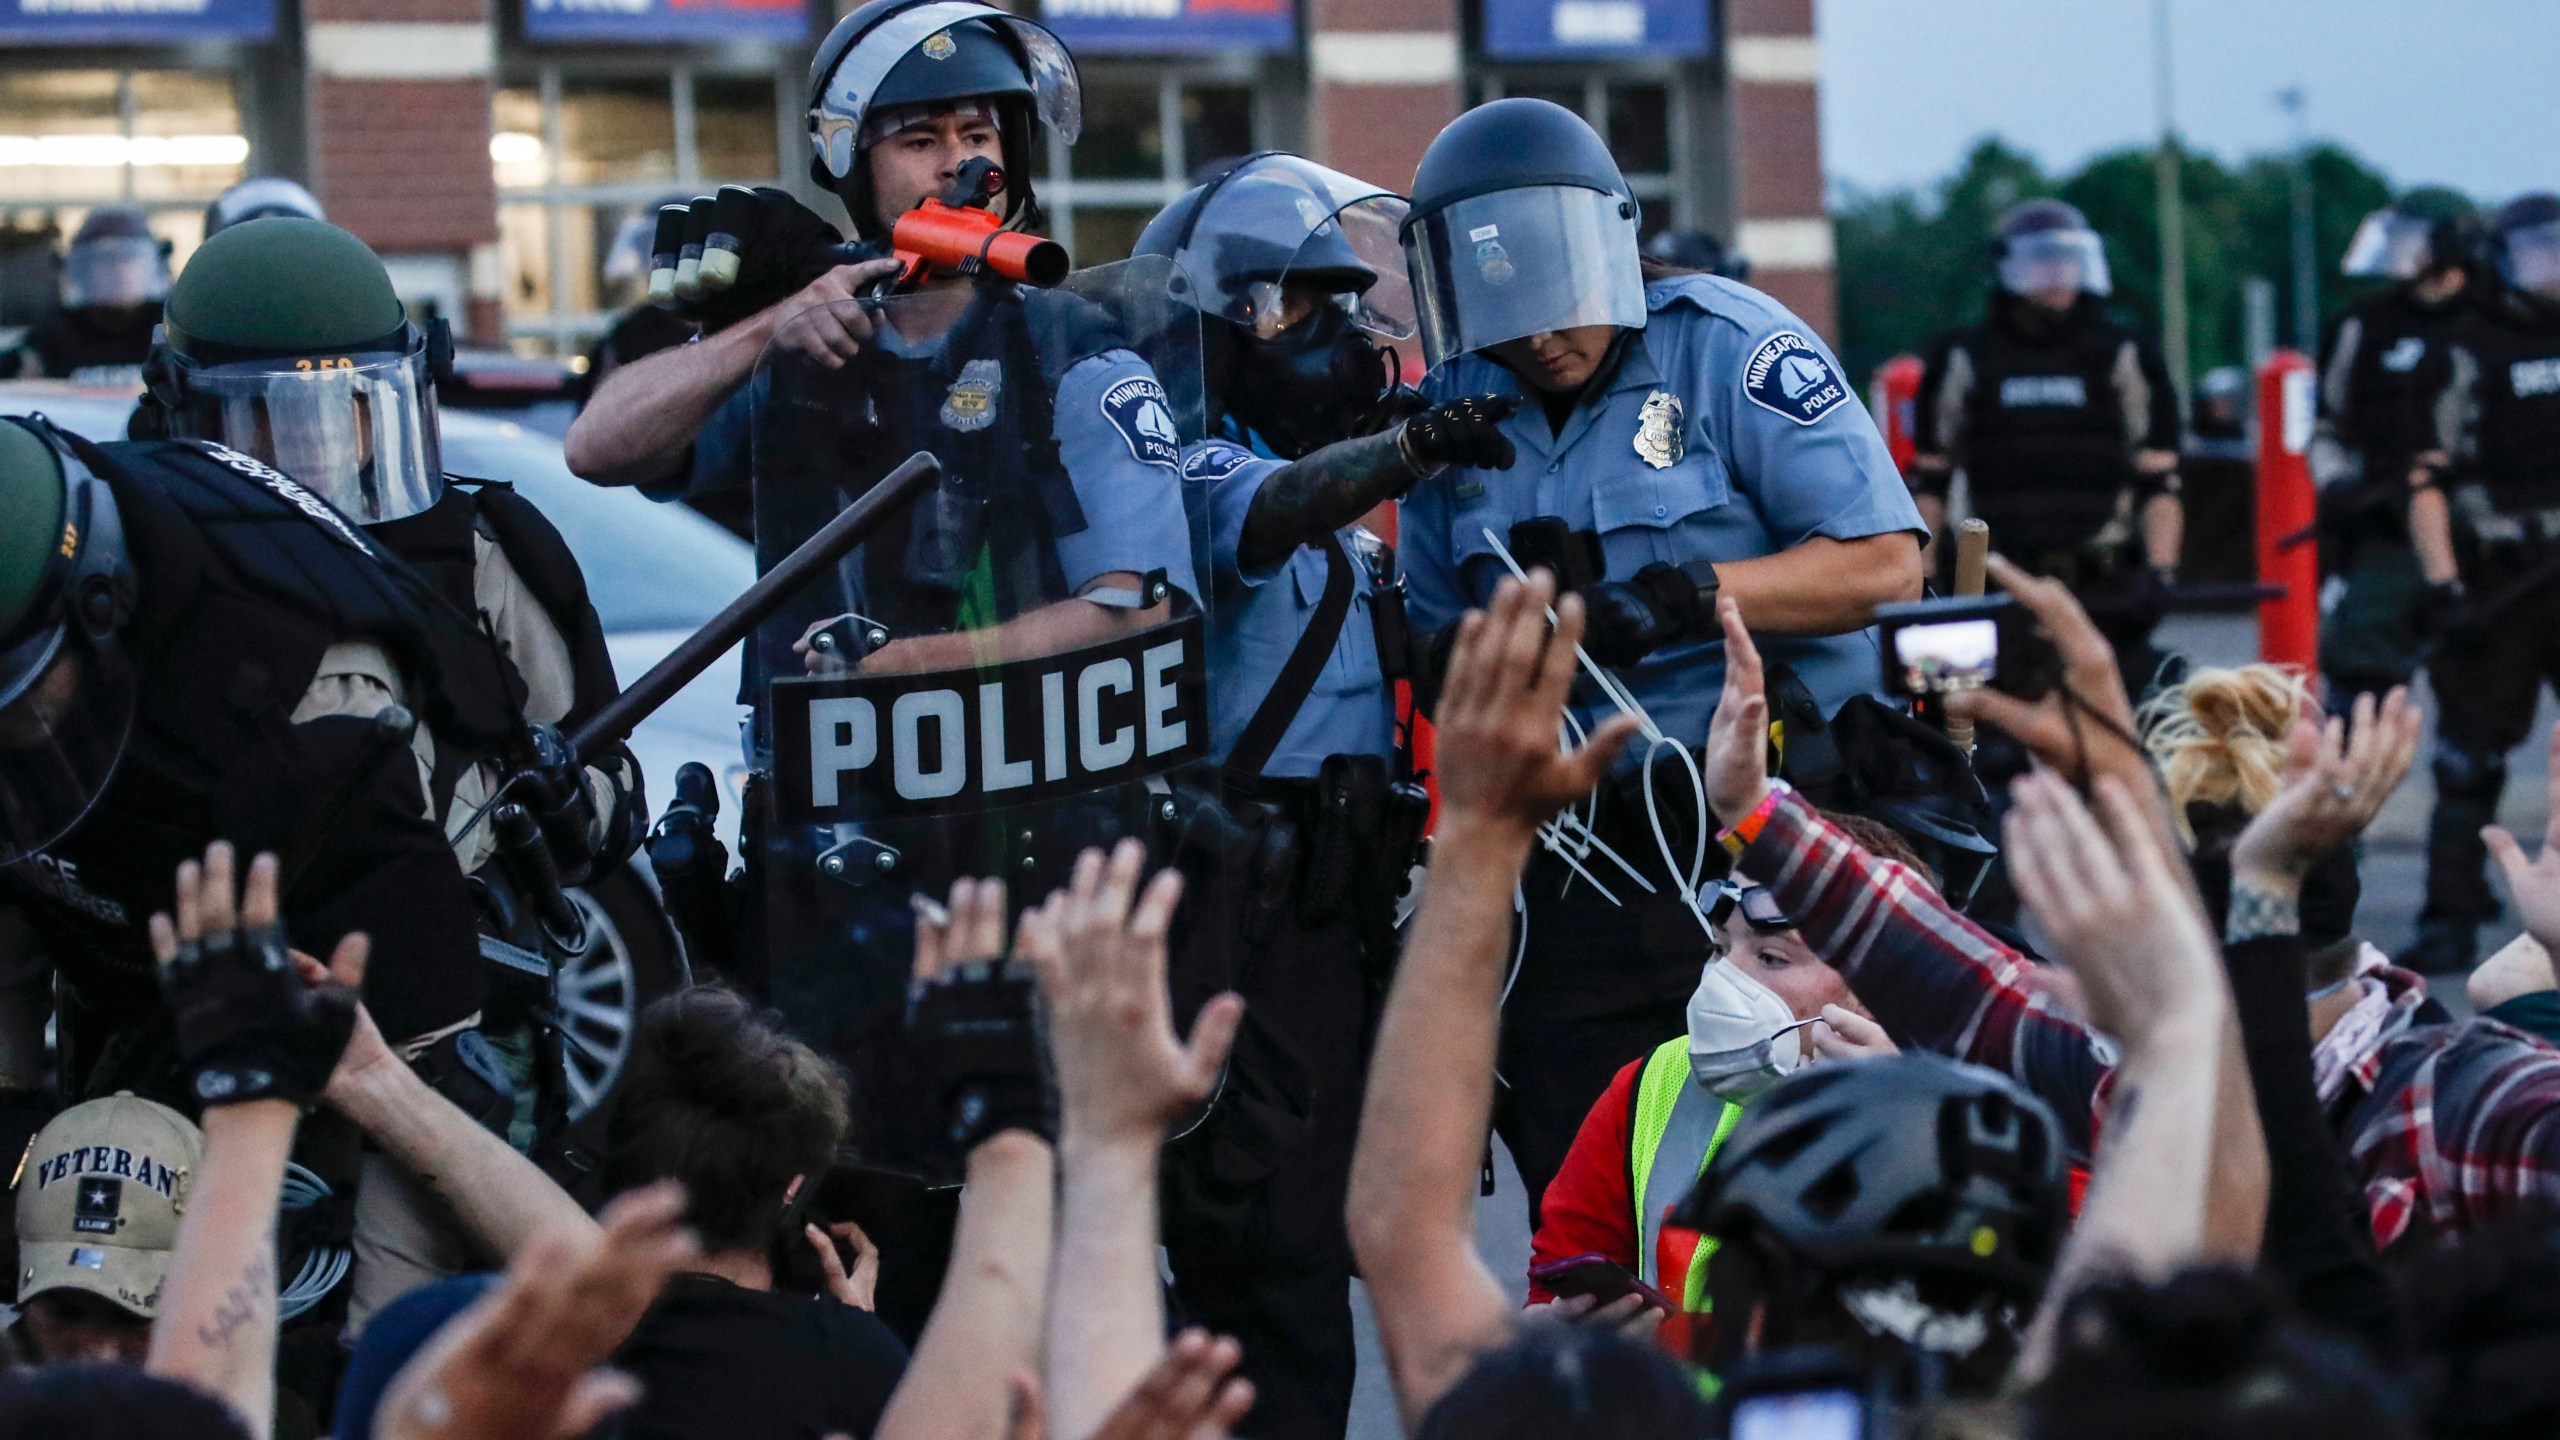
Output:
[565, 258, 897, 489]
[1085, 1332, 1258, 1440]
[320, 991, 596, 1258]
[2009, 773, 2253, 1381]
[2485, 726, 2560, 959]
[1348, 573, 1638, 1428]
[875, 879, 1061, 1440]
[373, 1184, 698, 1440]
[2222, 690, 2421, 1348]
[1027, 847, 1241, 1440]
[1703, 600, 2111, 1158]
[143, 844, 362, 1437]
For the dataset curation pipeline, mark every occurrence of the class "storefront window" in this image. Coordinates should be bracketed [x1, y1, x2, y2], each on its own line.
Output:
[1038, 67, 1258, 265]
[0, 67, 246, 325]
[1472, 73, 1686, 240]
[495, 65, 787, 357]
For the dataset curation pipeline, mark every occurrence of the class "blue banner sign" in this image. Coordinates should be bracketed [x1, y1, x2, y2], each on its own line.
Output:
[522, 0, 811, 44]
[1482, 0, 1711, 59]
[0, 0, 276, 44]
[1038, 0, 1295, 54]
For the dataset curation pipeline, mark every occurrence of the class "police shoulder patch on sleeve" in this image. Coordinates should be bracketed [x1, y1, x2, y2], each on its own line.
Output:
[1741, 330, 1851, 426]
[1100, 375, 1183, 469]
[1181, 439, 1257, 483]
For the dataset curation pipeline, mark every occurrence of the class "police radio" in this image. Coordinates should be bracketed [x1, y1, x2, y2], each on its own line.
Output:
[871, 157, 1069, 290]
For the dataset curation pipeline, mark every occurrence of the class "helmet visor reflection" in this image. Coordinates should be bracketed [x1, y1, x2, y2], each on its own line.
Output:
[169, 348, 444, 524]
[2502, 219, 2560, 297]
[2341, 209, 2434, 279]
[1997, 228, 2111, 298]
[1406, 184, 1645, 372]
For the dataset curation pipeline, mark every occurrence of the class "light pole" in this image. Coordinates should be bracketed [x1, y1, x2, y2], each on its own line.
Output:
[2278, 86, 2319, 352]
[2153, 0, 2190, 407]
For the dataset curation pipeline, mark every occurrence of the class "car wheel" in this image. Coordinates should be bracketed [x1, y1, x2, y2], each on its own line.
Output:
[554, 864, 691, 1121]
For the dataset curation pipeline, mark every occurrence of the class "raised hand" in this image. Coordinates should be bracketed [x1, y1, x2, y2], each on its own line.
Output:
[1942, 555, 2145, 791]
[805, 1218, 881, 1312]
[2485, 725, 2560, 957]
[374, 1181, 700, 1440]
[1433, 572, 1640, 839]
[1702, 595, 1772, 822]
[1021, 840, 1241, 1148]
[1398, 394, 1520, 472]
[906, 876, 1052, 1149]
[2003, 770, 2222, 1052]
[2229, 687, 2423, 882]
[149, 841, 361, 1109]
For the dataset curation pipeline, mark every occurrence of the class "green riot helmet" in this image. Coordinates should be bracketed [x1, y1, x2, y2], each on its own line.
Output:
[2341, 186, 2481, 280]
[146, 218, 453, 525]
[0, 417, 137, 865]
[806, 0, 1081, 239]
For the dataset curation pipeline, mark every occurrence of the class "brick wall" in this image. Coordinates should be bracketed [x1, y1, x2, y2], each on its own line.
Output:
[1723, 0, 1836, 339]
[1305, 0, 1460, 195]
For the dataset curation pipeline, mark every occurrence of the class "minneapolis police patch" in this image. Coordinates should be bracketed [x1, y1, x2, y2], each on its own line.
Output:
[1100, 376, 1183, 469]
[1740, 331, 1850, 426]
[1181, 441, 1258, 483]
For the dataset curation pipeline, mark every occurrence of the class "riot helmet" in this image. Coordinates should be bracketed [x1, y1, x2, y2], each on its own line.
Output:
[2491, 192, 2560, 301]
[62, 206, 171, 311]
[1994, 199, 2111, 300]
[202, 176, 326, 238]
[806, 0, 1080, 239]
[0, 416, 138, 866]
[2340, 186, 2480, 281]
[1643, 227, 1752, 283]
[145, 218, 451, 525]
[1137, 153, 1416, 457]
[1672, 1054, 2067, 1378]
[1402, 99, 1647, 373]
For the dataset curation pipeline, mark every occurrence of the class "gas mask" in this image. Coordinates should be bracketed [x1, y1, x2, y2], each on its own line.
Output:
[1686, 958, 1804, 1101]
[1223, 302, 1397, 459]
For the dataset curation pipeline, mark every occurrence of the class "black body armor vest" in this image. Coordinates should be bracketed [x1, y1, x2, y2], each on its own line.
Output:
[2461, 293, 2560, 512]
[1956, 297, 2139, 553]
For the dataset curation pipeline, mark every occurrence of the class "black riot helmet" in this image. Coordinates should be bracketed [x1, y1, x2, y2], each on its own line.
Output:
[62, 205, 171, 311]
[1993, 199, 2111, 299]
[2491, 192, 2560, 302]
[1643, 227, 1751, 283]
[202, 176, 326, 238]
[2341, 186, 2481, 282]
[1672, 1055, 2067, 1380]
[1402, 99, 1646, 372]
[1137, 153, 1418, 457]
[805, 0, 1081, 240]
[1778, 694, 2000, 909]
[0, 416, 138, 866]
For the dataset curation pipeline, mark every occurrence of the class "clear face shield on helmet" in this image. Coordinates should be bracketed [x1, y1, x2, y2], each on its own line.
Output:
[62, 235, 170, 310]
[2501, 218, 2560, 300]
[1996, 227, 2111, 299]
[1405, 183, 1646, 373]
[163, 346, 445, 525]
[2340, 208, 2437, 280]
[1174, 156, 1418, 345]
[810, 0, 1082, 182]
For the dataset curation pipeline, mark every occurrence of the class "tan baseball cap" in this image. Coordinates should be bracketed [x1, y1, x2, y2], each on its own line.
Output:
[12, 1093, 200, 1319]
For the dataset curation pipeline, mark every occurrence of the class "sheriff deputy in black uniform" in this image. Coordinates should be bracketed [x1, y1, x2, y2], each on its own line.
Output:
[2315, 188, 2483, 711]
[0, 207, 169, 386]
[2401, 193, 2560, 975]
[1911, 199, 2185, 693]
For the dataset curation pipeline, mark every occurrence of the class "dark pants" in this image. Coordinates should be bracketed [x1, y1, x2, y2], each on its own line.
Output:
[2419, 563, 2560, 927]
[1162, 906, 1377, 1440]
[1492, 846, 1702, 1230]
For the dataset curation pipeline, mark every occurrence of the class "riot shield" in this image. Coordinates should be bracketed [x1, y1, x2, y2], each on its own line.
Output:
[749, 258, 1214, 1172]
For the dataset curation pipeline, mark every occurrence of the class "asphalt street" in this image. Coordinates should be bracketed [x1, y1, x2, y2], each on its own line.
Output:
[1336, 612, 2555, 1440]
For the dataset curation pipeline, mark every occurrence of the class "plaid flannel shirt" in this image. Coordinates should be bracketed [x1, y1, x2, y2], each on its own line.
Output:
[2346, 1015, 2560, 1249]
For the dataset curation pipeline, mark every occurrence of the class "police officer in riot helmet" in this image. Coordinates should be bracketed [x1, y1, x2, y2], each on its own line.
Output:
[2399, 193, 2560, 975]
[202, 176, 326, 238]
[1911, 199, 2185, 695]
[1643, 228, 1752, 284]
[1133, 152, 1516, 1440]
[1, 207, 170, 385]
[144, 218, 645, 900]
[2313, 188, 2481, 715]
[1395, 98, 1924, 1227]
[0, 396, 526, 1325]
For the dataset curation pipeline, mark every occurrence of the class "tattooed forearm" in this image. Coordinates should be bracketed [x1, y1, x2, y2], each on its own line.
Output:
[2225, 876, 2302, 945]
[196, 1246, 275, 1351]
[1237, 428, 1417, 570]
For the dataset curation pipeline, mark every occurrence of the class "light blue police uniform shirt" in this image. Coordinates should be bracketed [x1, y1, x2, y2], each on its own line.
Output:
[672, 339, 1200, 605]
[1399, 274, 1924, 750]
[1185, 436, 1396, 780]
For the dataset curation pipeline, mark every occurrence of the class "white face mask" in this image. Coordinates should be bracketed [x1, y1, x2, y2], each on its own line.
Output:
[1686, 957, 1804, 1100]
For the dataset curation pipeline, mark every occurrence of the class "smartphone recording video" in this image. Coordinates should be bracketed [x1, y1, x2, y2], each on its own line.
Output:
[1731, 1388, 1866, 1440]
[1873, 595, 2059, 701]
[1890, 615, 2000, 695]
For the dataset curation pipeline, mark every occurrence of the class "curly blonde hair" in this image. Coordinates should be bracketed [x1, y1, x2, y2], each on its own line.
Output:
[2139, 664, 2317, 842]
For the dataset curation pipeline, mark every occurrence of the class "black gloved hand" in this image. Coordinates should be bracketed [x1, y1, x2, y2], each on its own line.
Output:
[157, 865, 358, 1110]
[652, 186, 849, 332]
[1580, 561, 1716, 669]
[2418, 578, 2489, 647]
[1398, 394, 1520, 473]
[516, 722, 602, 887]
[906, 959, 1052, 1149]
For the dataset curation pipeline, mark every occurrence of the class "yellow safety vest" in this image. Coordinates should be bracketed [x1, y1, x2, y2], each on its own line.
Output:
[1627, 1037, 1746, 1314]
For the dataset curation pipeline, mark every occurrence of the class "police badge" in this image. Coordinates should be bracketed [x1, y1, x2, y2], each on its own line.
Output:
[921, 29, 958, 60]
[941, 358, 1001, 432]
[1634, 390, 1684, 469]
